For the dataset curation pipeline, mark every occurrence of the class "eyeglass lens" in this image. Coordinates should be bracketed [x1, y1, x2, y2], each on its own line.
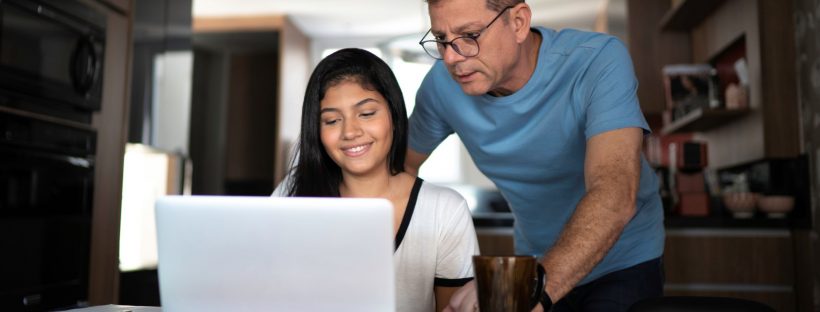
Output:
[422, 38, 479, 59]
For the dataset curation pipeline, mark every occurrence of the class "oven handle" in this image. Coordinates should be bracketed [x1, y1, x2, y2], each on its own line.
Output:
[1, 146, 94, 169]
[70, 36, 100, 95]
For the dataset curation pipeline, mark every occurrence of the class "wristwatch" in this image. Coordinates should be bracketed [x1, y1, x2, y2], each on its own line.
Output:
[539, 289, 553, 311]
[537, 263, 553, 311]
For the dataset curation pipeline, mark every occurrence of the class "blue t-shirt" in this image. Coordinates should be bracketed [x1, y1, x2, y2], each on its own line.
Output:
[408, 27, 664, 285]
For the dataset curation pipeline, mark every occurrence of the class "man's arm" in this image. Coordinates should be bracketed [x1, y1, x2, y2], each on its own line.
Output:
[540, 127, 643, 303]
[405, 148, 430, 176]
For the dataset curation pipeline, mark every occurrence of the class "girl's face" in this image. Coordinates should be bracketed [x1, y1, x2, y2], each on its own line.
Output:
[319, 80, 393, 178]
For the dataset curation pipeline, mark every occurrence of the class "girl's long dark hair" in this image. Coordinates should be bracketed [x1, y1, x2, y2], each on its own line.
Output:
[287, 48, 407, 197]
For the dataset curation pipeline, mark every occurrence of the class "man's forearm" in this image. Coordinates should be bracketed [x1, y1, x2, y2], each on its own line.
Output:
[540, 188, 636, 302]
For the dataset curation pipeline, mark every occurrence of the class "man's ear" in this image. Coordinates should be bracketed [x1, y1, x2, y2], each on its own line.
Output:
[511, 3, 532, 44]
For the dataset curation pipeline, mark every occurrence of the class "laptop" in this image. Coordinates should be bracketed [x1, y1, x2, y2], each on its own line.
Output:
[154, 196, 395, 312]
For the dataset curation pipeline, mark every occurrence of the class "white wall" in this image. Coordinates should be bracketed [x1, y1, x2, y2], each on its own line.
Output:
[275, 16, 312, 183]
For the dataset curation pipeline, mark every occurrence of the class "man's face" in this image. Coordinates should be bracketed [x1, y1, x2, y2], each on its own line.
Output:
[428, 0, 517, 95]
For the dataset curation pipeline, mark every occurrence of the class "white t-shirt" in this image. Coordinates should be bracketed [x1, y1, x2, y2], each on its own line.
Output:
[273, 178, 479, 312]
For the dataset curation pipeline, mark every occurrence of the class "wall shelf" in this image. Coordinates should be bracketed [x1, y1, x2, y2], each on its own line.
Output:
[662, 107, 750, 134]
[659, 0, 727, 31]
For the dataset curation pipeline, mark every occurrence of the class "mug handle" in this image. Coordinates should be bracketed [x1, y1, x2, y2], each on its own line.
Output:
[530, 263, 546, 310]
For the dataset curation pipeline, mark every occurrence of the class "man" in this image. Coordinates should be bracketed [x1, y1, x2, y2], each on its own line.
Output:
[407, 0, 665, 311]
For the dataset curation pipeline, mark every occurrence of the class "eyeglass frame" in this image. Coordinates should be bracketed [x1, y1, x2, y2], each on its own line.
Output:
[418, 6, 513, 60]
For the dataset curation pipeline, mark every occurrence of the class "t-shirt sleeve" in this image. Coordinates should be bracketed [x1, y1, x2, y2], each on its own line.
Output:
[434, 192, 479, 287]
[583, 38, 650, 140]
[408, 68, 454, 155]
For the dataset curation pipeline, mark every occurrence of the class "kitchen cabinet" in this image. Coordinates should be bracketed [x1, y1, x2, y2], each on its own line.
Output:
[187, 13, 317, 195]
[664, 229, 796, 311]
[95, 0, 130, 14]
[82, 0, 133, 305]
[629, 0, 800, 168]
[660, 107, 750, 134]
[659, 0, 726, 31]
[476, 228, 515, 256]
[627, 0, 690, 115]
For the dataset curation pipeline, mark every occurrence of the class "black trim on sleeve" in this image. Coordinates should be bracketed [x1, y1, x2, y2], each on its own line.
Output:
[434, 277, 474, 287]
[395, 177, 423, 251]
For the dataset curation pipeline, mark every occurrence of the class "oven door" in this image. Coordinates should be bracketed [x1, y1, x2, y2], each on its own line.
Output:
[0, 0, 105, 113]
[0, 146, 93, 310]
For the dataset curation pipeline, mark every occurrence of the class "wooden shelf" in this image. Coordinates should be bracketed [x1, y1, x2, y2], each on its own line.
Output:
[662, 107, 750, 134]
[659, 0, 727, 31]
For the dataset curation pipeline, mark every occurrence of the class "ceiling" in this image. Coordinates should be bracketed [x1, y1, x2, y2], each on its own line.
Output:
[192, 0, 609, 39]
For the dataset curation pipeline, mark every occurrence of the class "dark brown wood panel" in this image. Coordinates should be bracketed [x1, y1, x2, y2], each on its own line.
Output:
[659, 0, 727, 31]
[87, 1, 132, 304]
[477, 230, 515, 256]
[791, 230, 815, 311]
[664, 233, 794, 285]
[627, 0, 691, 115]
[664, 289, 793, 312]
[758, 0, 801, 158]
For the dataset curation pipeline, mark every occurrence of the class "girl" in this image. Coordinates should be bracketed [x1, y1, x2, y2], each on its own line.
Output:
[274, 48, 478, 312]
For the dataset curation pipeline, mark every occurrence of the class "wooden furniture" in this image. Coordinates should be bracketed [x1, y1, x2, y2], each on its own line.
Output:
[629, 0, 800, 168]
[189, 15, 309, 193]
[476, 227, 515, 256]
[664, 229, 795, 311]
[83, 0, 133, 305]
[628, 1, 811, 310]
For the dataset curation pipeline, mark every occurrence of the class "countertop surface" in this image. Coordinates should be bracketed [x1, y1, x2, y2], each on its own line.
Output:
[66, 305, 161, 312]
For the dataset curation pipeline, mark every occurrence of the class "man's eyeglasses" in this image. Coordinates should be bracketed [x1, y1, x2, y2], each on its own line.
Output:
[419, 6, 512, 60]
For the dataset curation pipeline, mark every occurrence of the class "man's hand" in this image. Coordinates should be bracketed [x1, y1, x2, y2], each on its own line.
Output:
[443, 280, 478, 312]
[443, 280, 554, 312]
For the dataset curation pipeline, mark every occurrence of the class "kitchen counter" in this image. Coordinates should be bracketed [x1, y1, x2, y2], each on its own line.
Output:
[445, 184, 514, 228]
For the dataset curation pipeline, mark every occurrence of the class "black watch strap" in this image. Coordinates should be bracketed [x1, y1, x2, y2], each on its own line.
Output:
[537, 263, 553, 311]
[539, 289, 553, 311]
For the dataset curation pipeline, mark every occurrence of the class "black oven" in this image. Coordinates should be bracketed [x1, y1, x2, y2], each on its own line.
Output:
[0, 0, 102, 309]
[0, 110, 95, 311]
[0, 0, 105, 124]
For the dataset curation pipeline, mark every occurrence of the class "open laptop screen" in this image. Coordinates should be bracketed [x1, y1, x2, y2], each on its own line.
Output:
[155, 196, 395, 312]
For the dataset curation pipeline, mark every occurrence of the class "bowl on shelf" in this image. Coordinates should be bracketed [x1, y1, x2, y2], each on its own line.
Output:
[722, 192, 758, 218]
[757, 195, 794, 218]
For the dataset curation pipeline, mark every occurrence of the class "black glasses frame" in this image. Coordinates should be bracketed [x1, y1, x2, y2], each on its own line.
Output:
[418, 6, 513, 60]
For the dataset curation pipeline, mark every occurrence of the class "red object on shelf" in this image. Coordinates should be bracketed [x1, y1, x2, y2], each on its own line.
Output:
[675, 171, 705, 193]
[678, 192, 710, 217]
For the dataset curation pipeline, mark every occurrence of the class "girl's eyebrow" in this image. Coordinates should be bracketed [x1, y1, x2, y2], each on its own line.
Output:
[319, 98, 377, 114]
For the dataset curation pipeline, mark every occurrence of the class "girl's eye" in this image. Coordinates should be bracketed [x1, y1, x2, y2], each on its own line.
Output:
[323, 119, 339, 125]
[360, 111, 376, 118]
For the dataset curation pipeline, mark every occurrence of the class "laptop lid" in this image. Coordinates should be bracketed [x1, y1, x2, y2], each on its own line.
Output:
[155, 196, 395, 312]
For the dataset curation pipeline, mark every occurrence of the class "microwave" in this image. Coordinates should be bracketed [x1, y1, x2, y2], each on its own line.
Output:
[0, 0, 106, 123]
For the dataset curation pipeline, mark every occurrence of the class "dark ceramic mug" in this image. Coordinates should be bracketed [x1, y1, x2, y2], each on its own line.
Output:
[473, 255, 546, 312]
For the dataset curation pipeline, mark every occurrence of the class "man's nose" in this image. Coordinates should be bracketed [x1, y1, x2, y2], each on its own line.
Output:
[441, 43, 466, 65]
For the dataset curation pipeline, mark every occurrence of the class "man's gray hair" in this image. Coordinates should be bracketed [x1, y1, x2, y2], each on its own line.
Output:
[425, 0, 524, 12]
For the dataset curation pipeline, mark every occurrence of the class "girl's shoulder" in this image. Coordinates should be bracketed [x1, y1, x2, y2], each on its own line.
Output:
[415, 181, 470, 215]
